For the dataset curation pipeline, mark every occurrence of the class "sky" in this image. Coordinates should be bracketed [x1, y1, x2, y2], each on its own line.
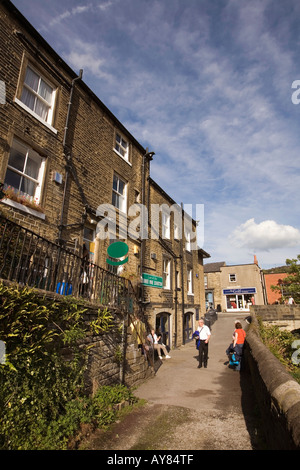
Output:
[10, 0, 300, 269]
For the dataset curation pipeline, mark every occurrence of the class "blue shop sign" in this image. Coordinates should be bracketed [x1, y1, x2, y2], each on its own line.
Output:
[223, 287, 256, 295]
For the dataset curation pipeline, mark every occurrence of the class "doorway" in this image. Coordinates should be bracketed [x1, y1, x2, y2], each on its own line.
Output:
[156, 313, 171, 347]
[183, 312, 194, 342]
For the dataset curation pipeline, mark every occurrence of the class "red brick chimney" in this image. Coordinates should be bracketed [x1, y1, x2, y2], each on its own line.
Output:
[254, 255, 258, 265]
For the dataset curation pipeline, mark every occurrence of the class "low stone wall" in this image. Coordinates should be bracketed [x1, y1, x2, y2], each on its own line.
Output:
[244, 311, 300, 450]
[77, 305, 154, 395]
[250, 305, 300, 331]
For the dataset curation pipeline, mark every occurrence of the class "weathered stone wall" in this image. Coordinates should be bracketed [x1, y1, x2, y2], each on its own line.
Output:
[250, 304, 300, 331]
[244, 310, 300, 450]
[72, 303, 154, 395]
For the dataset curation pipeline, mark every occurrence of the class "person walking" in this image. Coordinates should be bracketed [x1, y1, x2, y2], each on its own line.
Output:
[197, 318, 211, 368]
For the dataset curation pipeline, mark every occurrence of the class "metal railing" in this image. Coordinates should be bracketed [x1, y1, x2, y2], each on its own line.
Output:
[0, 214, 137, 312]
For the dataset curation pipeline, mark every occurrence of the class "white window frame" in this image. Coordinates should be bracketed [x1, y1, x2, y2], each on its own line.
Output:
[187, 268, 193, 295]
[174, 221, 180, 240]
[163, 257, 171, 290]
[162, 210, 170, 239]
[229, 273, 237, 282]
[185, 228, 191, 251]
[114, 132, 129, 162]
[112, 173, 127, 213]
[4, 138, 46, 204]
[15, 64, 57, 133]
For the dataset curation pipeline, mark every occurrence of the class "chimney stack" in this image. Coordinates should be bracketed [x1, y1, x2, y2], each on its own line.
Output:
[254, 255, 258, 265]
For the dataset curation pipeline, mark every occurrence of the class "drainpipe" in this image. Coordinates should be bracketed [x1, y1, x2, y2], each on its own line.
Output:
[58, 69, 83, 244]
[174, 256, 178, 348]
[140, 148, 155, 303]
[180, 202, 185, 345]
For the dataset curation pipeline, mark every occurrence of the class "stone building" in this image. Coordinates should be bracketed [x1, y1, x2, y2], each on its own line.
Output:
[0, 0, 209, 347]
[140, 178, 210, 348]
[204, 258, 267, 312]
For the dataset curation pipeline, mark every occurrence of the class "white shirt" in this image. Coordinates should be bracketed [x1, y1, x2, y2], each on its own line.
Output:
[147, 333, 159, 344]
[197, 324, 211, 340]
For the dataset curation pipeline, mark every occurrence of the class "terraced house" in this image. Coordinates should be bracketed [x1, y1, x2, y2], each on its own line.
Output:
[0, 0, 209, 348]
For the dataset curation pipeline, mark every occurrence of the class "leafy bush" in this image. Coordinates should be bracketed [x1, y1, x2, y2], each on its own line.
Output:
[0, 282, 129, 450]
[258, 319, 300, 384]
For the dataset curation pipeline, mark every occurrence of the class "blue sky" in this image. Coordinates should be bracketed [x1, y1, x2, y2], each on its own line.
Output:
[11, 0, 300, 269]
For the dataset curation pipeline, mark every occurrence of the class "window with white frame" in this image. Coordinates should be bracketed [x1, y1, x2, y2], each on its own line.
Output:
[163, 257, 171, 289]
[185, 228, 191, 251]
[114, 133, 129, 161]
[18, 65, 56, 126]
[187, 268, 193, 294]
[4, 138, 45, 203]
[174, 220, 180, 240]
[112, 173, 127, 212]
[229, 273, 236, 282]
[162, 210, 170, 239]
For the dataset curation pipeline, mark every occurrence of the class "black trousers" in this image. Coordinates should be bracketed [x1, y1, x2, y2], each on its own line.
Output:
[198, 340, 208, 367]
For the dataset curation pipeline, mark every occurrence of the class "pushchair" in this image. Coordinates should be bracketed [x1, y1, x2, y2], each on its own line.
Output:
[226, 343, 240, 369]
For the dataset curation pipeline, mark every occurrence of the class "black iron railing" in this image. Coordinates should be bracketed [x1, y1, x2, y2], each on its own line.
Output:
[0, 215, 137, 312]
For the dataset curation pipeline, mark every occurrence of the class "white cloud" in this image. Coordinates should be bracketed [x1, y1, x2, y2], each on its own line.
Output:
[48, 5, 92, 28]
[230, 218, 300, 252]
[65, 40, 112, 80]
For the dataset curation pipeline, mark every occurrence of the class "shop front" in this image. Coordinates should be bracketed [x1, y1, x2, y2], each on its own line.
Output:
[223, 287, 256, 311]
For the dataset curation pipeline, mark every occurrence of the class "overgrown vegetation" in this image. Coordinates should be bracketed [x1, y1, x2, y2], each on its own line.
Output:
[258, 318, 300, 384]
[0, 282, 136, 450]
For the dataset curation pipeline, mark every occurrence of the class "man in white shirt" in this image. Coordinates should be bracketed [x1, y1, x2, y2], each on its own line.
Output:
[197, 318, 211, 368]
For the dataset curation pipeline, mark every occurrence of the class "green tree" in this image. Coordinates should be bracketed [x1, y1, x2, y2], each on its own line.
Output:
[272, 255, 300, 303]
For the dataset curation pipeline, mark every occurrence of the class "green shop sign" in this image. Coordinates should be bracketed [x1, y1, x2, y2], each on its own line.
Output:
[142, 273, 163, 289]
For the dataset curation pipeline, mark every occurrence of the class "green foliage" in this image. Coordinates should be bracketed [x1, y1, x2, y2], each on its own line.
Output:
[270, 254, 300, 303]
[0, 282, 125, 450]
[258, 319, 300, 384]
[90, 307, 114, 334]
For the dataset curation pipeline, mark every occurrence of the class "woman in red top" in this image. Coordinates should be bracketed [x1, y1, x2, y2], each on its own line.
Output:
[233, 322, 246, 371]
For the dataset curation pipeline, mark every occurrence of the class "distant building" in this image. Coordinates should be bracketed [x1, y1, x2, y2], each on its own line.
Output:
[264, 273, 289, 304]
[204, 257, 267, 312]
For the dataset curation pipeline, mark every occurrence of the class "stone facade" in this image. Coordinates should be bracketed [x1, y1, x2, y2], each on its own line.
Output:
[0, 1, 209, 351]
[204, 261, 266, 312]
[141, 179, 209, 348]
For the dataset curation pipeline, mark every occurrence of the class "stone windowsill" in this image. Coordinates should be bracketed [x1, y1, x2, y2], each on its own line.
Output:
[1, 198, 46, 220]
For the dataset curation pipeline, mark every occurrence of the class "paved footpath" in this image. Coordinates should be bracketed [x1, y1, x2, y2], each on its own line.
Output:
[83, 314, 265, 451]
